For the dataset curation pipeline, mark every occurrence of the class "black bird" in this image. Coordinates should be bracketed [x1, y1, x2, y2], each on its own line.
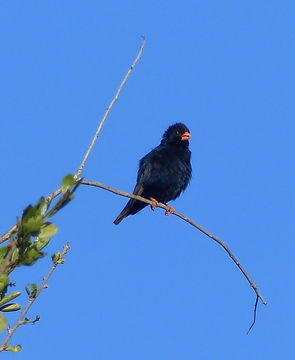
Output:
[113, 123, 192, 225]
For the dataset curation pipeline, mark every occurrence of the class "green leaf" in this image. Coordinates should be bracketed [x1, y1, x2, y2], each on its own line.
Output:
[20, 197, 50, 236]
[0, 313, 7, 333]
[0, 275, 9, 293]
[51, 252, 61, 263]
[40, 223, 58, 238]
[25, 283, 38, 298]
[21, 215, 43, 235]
[11, 248, 20, 263]
[5, 345, 22, 352]
[22, 197, 48, 221]
[0, 292, 21, 306]
[0, 303, 21, 312]
[52, 251, 65, 264]
[35, 237, 50, 251]
[20, 245, 45, 265]
[35, 223, 58, 251]
[0, 246, 8, 262]
[36, 197, 48, 216]
[61, 174, 76, 193]
[22, 204, 37, 221]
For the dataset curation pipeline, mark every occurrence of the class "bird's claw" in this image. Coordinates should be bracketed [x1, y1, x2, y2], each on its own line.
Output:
[149, 197, 159, 211]
[165, 205, 175, 216]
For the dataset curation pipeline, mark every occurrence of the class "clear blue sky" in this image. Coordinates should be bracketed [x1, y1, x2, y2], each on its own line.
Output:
[0, 1, 294, 359]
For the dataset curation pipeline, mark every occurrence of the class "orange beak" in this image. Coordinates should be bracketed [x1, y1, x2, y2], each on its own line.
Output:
[181, 131, 191, 141]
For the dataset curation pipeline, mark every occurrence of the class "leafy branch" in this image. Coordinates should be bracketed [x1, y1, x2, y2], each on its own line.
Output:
[0, 243, 70, 353]
[0, 37, 147, 350]
[0, 175, 78, 276]
[0, 174, 78, 349]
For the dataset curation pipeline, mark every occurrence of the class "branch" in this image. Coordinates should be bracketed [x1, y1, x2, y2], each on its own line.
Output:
[0, 243, 70, 352]
[76, 36, 146, 178]
[81, 179, 267, 306]
[247, 295, 259, 334]
[0, 38, 146, 245]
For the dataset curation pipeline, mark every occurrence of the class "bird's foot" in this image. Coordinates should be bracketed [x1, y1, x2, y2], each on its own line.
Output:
[164, 205, 175, 216]
[149, 197, 159, 211]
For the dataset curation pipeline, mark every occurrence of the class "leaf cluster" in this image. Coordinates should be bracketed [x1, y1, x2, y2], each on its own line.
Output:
[0, 175, 78, 350]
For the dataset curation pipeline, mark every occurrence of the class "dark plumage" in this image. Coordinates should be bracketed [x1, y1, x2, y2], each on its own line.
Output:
[113, 123, 192, 225]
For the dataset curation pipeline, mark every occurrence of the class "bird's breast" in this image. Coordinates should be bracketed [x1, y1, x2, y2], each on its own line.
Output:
[143, 151, 191, 203]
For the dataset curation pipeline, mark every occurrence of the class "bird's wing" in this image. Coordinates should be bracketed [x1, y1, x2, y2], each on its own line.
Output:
[113, 148, 161, 225]
[137, 149, 161, 185]
[130, 182, 144, 202]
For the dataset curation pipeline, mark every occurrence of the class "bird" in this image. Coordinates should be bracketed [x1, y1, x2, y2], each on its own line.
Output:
[113, 123, 192, 225]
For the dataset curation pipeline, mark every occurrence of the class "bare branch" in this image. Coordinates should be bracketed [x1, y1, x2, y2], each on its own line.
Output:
[0, 243, 70, 352]
[0, 39, 146, 245]
[76, 37, 146, 178]
[0, 226, 17, 245]
[81, 179, 267, 306]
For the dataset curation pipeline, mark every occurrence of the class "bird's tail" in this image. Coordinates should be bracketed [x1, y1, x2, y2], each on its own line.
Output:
[113, 199, 134, 225]
[113, 209, 128, 225]
[113, 188, 146, 225]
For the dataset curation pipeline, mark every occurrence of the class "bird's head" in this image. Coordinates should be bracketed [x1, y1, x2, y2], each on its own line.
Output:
[161, 123, 191, 146]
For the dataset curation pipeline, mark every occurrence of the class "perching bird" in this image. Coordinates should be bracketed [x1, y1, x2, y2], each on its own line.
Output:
[113, 123, 192, 225]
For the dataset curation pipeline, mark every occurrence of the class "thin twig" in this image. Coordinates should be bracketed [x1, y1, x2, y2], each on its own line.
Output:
[0, 39, 146, 245]
[76, 36, 146, 178]
[0, 243, 70, 351]
[81, 179, 267, 306]
[247, 295, 259, 334]
[0, 226, 17, 245]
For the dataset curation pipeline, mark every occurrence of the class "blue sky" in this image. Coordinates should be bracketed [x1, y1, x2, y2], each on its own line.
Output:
[0, 1, 294, 358]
